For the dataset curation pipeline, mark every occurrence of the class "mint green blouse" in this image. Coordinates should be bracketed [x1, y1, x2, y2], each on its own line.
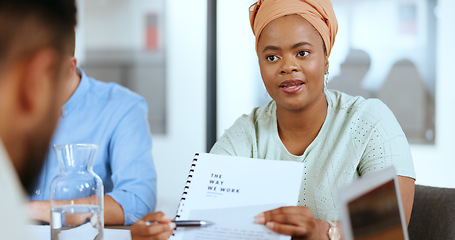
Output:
[210, 89, 416, 220]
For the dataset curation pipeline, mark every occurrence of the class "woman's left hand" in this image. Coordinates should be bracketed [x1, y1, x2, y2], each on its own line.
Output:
[256, 206, 329, 240]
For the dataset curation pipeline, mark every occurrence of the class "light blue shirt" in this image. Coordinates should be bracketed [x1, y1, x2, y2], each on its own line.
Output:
[30, 68, 157, 225]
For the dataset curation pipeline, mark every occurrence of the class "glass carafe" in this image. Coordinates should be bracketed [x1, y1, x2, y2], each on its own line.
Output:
[50, 144, 104, 240]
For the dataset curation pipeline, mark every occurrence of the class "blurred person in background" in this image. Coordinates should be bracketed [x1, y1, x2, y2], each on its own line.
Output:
[28, 32, 157, 226]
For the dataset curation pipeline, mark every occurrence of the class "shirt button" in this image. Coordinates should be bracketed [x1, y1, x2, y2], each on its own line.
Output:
[35, 190, 41, 195]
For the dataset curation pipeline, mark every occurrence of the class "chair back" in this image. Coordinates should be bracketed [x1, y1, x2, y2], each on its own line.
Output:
[408, 185, 455, 240]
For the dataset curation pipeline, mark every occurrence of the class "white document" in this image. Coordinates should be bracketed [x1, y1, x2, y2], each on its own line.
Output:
[171, 153, 305, 240]
[182, 204, 285, 240]
[57, 222, 99, 240]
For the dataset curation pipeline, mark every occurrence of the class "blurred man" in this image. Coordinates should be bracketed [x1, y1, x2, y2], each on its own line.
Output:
[28, 35, 157, 226]
[0, 0, 77, 238]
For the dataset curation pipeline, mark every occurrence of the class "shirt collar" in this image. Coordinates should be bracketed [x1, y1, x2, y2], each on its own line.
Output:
[61, 67, 90, 117]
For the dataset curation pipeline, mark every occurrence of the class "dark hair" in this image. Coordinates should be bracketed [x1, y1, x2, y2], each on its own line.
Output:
[0, 0, 77, 73]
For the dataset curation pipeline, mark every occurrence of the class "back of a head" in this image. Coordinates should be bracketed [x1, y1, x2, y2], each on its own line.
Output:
[0, 0, 77, 77]
[0, 0, 77, 195]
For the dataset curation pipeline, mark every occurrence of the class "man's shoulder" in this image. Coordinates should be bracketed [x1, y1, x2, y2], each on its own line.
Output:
[84, 76, 145, 106]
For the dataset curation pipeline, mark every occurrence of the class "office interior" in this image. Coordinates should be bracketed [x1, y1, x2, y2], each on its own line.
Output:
[74, 0, 455, 216]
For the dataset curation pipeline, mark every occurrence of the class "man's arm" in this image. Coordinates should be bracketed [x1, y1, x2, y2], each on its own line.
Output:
[106, 97, 156, 225]
[28, 200, 50, 223]
[105, 195, 125, 225]
[28, 196, 125, 225]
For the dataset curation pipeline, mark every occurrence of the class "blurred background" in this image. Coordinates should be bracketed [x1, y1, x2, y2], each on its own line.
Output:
[74, 0, 455, 216]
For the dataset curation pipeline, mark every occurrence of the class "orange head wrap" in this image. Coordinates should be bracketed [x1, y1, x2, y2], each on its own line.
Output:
[249, 0, 338, 57]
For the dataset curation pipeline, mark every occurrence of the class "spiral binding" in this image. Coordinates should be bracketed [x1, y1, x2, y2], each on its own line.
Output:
[175, 153, 199, 220]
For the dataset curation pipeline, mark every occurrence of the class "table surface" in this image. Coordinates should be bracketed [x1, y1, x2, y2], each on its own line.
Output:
[27, 225, 131, 240]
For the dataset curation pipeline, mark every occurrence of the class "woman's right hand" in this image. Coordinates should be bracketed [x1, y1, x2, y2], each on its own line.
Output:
[130, 212, 175, 240]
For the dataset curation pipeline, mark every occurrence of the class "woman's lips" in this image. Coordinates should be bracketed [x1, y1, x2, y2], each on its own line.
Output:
[279, 79, 304, 94]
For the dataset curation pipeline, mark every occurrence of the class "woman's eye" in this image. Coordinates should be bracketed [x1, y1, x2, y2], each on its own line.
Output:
[298, 51, 309, 57]
[266, 55, 279, 62]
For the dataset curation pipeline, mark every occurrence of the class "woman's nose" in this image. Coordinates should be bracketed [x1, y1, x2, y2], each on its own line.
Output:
[280, 57, 299, 74]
